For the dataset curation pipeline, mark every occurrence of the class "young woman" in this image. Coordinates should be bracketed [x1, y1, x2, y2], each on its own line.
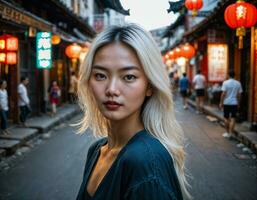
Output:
[76, 24, 190, 200]
[49, 81, 60, 116]
[0, 80, 9, 135]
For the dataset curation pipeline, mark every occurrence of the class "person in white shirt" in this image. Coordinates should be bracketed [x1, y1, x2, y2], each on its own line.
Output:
[193, 70, 206, 113]
[219, 70, 243, 138]
[18, 77, 30, 127]
[0, 80, 9, 135]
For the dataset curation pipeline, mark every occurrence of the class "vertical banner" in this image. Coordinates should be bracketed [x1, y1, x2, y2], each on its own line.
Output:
[36, 32, 52, 69]
[208, 44, 228, 82]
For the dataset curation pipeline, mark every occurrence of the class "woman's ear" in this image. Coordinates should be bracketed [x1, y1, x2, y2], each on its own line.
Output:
[146, 84, 153, 97]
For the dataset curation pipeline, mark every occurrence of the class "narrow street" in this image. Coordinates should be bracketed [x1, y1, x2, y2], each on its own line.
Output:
[0, 100, 256, 200]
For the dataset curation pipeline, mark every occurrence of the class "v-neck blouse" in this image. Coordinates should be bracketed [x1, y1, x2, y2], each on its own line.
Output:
[76, 130, 183, 200]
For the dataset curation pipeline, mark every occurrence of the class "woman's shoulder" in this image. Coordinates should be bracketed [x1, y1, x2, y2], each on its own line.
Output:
[121, 130, 174, 172]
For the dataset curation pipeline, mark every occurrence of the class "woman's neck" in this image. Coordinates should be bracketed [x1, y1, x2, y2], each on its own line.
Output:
[106, 116, 144, 150]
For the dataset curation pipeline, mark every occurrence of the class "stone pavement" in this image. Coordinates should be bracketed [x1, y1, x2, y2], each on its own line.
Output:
[0, 104, 81, 159]
[188, 99, 257, 153]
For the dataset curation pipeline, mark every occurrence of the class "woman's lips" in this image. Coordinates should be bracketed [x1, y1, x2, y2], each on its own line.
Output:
[103, 101, 122, 110]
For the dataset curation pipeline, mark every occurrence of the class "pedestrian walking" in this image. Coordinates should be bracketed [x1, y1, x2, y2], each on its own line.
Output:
[49, 81, 61, 116]
[0, 80, 9, 135]
[76, 24, 190, 200]
[18, 76, 31, 127]
[179, 72, 190, 109]
[219, 70, 242, 139]
[193, 69, 206, 113]
[68, 71, 78, 103]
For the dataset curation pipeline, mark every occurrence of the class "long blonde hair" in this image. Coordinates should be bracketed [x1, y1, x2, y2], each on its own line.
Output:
[77, 24, 190, 198]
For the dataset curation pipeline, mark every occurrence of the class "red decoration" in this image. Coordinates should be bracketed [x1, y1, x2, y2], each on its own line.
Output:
[0, 34, 18, 51]
[65, 43, 82, 59]
[185, 0, 203, 17]
[173, 47, 182, 58]
[168, 50, 176, 60]
[180, 43, 195, 59]
[51, 35, 61, 45]
[224, 1, 257, 49]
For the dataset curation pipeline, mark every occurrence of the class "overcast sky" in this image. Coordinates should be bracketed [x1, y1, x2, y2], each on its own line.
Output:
[121, 0, 179, 30]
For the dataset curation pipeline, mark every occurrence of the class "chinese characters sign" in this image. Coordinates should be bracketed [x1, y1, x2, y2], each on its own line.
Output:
[36, 32, 52, 69]
[208, 44, 228, 82]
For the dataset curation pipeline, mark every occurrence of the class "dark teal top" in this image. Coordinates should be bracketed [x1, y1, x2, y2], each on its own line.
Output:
[76, 130, 183, 200]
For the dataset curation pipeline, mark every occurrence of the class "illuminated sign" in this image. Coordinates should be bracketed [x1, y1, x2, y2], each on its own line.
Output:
[208, 44, 228, 82]
[36, 32, 52, 69]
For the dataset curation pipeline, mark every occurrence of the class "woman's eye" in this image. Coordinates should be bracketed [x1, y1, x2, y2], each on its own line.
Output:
[95, 73, 106, 81]
[124, 74, 136, 81]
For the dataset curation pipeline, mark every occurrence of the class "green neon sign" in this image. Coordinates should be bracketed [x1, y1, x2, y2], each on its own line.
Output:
[36, 32, 52, 69]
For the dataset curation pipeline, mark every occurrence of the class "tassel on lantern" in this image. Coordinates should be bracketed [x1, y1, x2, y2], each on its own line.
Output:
[236, 27, 246, 49]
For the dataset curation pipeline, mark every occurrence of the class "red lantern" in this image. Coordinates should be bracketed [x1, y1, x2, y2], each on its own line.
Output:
[168, 50, 176, 60]
[224, 1, 257, 49]
[185, 0, 203, 17]
[0, 34, 18, 51]
[65, 43, 82, 59]
[180, 43, 195, 59]
[51, 35, 61, 45]
[173, 47, 182, 58]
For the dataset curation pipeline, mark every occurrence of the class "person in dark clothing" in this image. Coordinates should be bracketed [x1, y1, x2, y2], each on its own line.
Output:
[179, 73, 190, 109]
[76, 24, 190, 200]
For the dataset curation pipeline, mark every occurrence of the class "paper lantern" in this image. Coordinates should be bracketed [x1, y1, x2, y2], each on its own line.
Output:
[51, 35, 61, 45]
[224, 1, 257, 49]
[168, 50, 176, 60]
[174, 47, 182, 58]
[180, 43, 195, 59]
[185, 0, 203, 16]
[65, 43, 82, 59]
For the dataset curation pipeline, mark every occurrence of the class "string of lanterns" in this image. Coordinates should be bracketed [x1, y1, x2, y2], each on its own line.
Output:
[163, 43, 195, 62]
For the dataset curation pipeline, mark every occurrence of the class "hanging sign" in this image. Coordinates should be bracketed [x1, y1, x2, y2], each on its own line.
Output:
[36, 32, 52, 69]
[208, 44, 228, 82]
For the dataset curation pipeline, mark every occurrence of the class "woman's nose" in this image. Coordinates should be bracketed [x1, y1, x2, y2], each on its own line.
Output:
[105, 78, 120, 97]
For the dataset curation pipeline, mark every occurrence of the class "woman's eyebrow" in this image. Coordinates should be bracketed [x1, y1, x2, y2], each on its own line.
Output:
[92, 65, 140, 71]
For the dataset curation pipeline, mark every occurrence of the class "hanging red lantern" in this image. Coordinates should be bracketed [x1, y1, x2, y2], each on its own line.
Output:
[224, 1, 257, 49]
[180, 43, 195, 59]
[164, 54, 169, 60]
[51, 35, 61, 45]
[173, 47, 182, 58]
[65, 43, 82, 59]
[168, 50, 176, 60]
[185, 0, 203, 17]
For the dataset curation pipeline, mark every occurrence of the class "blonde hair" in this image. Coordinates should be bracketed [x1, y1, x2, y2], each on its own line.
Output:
[77, 24, 190, 199]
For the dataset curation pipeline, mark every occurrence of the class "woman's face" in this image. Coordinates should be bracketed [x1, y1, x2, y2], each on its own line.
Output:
[89, 42, 152, 122]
